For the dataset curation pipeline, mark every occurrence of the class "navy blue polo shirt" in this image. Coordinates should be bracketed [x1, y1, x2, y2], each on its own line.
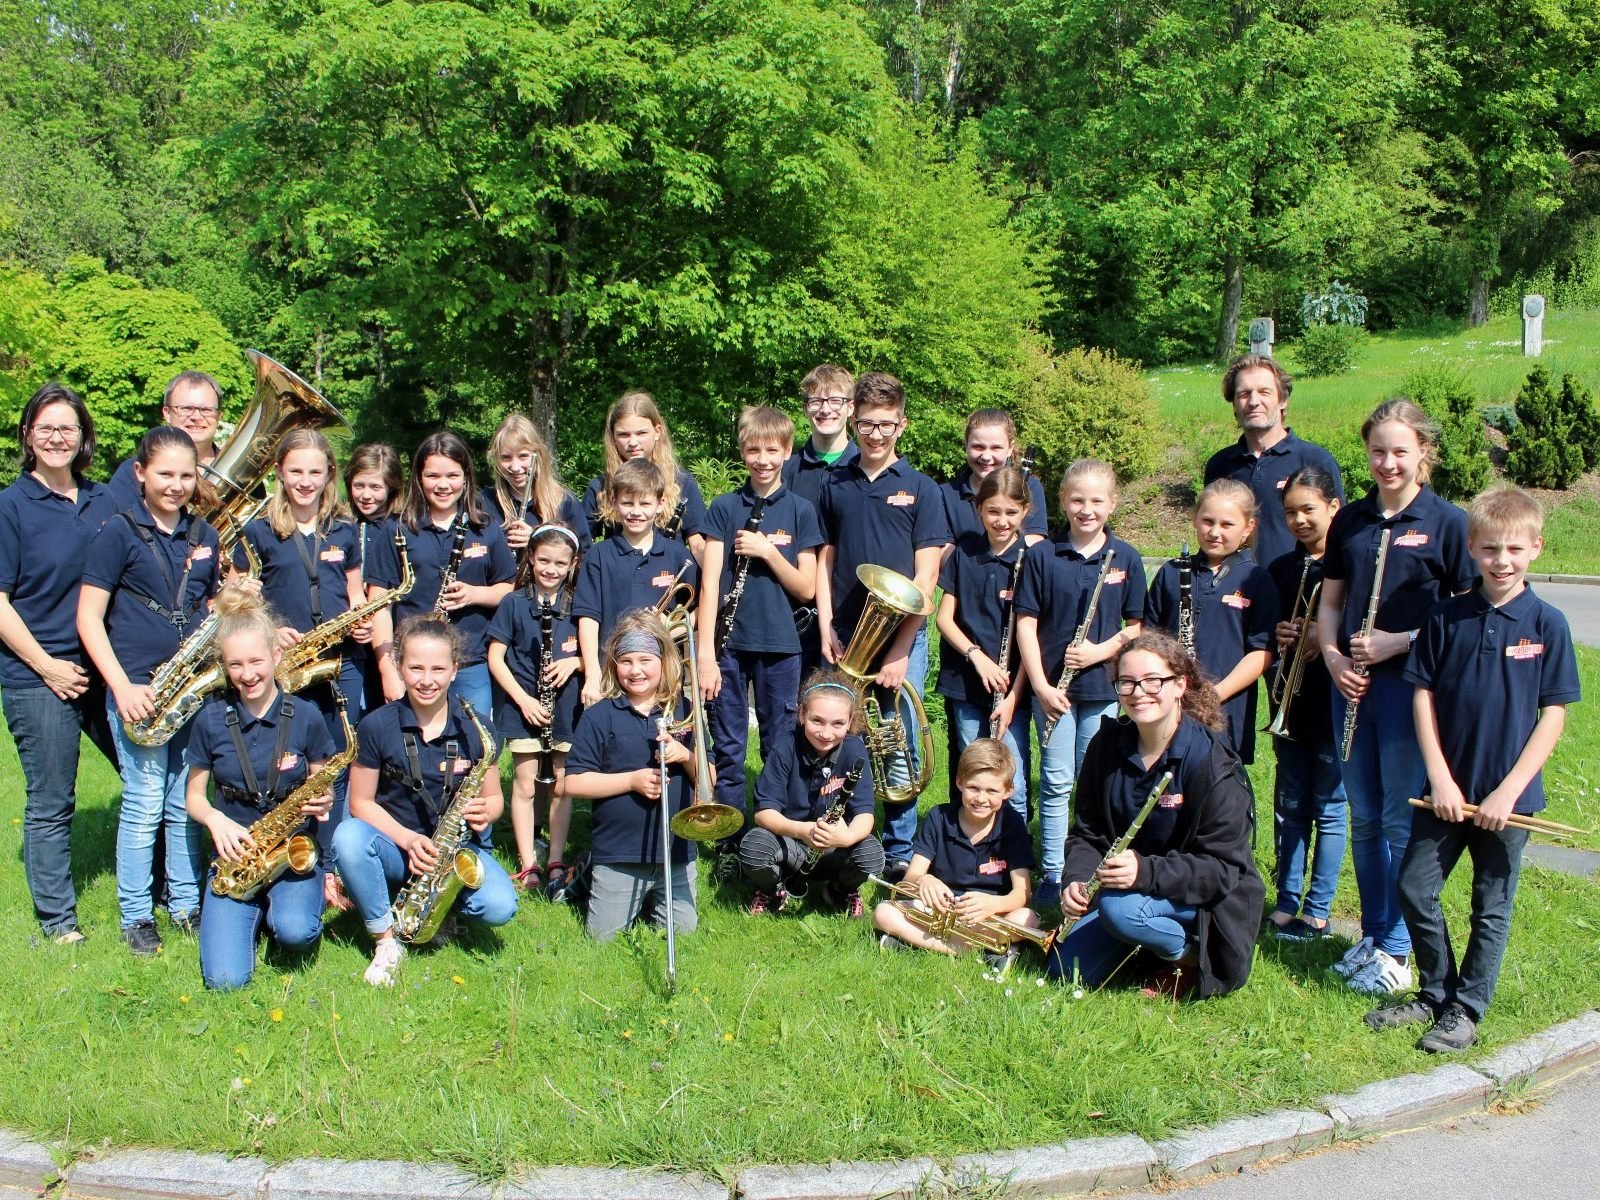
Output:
[754, 729, 874, 823]
[1266, 548, 1334, 747]
[1204, 430, 1344, 567]
[1013, 532, 1148, 706]
[1147, 552, 1279, 763]
[355, 696, 492, 835]
[564, 695, 696, 865]
[571, 534, 697, 644]
[233, 517, 361, 634]
[818, 456, 950, 635]
[186, 689, 336, 827]
[82, 505, 223, 686]
[353, 516, 400, 587]
[938, 468, 1050, 545]
[705, 483, 823, 655]
[0, 474, 120, 689]
[783, 440, 859, 510]
[486, 589, 582, 743]
[1324, 486, 1474, 673]
[911, 802, 1034, 896]
[365, 513, 517, 667]
[1405, 587, 1581, 813]
[106, 455, 143, 514]
[935, 532, 1026, 705]
[580, 469, 708, 544]
[476, 485, 591, 555]
[1082, 715, 1219, 863]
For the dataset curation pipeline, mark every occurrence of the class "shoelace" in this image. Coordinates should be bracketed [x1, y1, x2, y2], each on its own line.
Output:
[1435, 1005, 1467, 1033]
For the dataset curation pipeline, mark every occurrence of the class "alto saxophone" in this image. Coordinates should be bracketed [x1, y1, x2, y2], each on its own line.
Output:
[127, 537, 263, 748]
[1341, 528, 1391, 761]
[391, 699, 498, 944]
[1042, 549, 1115, 747]
[278, 528, 415, 693]
[210, 699, 358, 901]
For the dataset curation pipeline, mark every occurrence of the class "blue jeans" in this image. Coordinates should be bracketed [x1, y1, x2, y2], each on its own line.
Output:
[873, 623, 928, 863]
[198, 866, 325, 990]
[948, 698, 1030, 821]
[1335, 672, 1424, 957]
[3, 683, 115, 933]
[331, 817, 517, 936]
[1033, 697, 1119, 879]
[709, 648, 801, 813]
[1272, 736, 1348, 922]
[1046, 891, 1199, 987]
[109, 699, 202, 927]
[450, 662, 493, 723]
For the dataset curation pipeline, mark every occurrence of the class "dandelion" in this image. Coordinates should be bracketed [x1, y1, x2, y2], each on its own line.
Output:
[1035, 978, 1046, 988]
[242, 1077, 252, 1086]
[234, 1045, 247, 1056]
[332, 1013, 341, 1022]
[270, 1009, 283, 1023]
[451, 975, 465, 986]
[621, 1030, 633, 1040]
[179, 995, 191, 1004]
[1072, 988, 1085, 1000]
[1004, 988, 1014, 997]
[722, 1031, 734, 1043]
[230, 1077, 244, 1091]
[10, 817, 19, 825]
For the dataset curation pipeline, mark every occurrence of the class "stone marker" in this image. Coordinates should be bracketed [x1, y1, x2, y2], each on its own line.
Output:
[1248, 317, 1276, 357]
[1523, 294, 1544, 356]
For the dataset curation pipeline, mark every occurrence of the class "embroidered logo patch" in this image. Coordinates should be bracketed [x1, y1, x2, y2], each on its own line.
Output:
[463, 543, 489, 559]
[1106, 569, 1128, 586]
[978, 857, 1008, 875]
[651, 572, 676, 588]
[1506, 640, 1545, 660]
[1276, 478, 1288, 490]
[1158, 791, 1185, 809]
[1393, 530, 1430, 548]
[561, 636, 578, 654]
[1221, 591, 1251, 610]
[820, 776, 844, 796]
[319, 546, 345, 563]
[769, 529, 793, 546]
[277, 754, 299, 771]
[885, 491, 917, 507]
[190, 546, 213, 562]
[999, 587, 1014, 602]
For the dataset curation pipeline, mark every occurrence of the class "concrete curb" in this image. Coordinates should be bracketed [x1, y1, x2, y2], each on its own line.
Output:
[7, 1015, 1595, 1200]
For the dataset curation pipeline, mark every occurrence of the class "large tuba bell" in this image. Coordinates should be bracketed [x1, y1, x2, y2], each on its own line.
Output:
[837, 565, 935, 805]
[198, 350, 350, 554]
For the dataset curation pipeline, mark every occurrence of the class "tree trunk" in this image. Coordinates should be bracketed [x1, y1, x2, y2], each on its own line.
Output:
[1468, 269, 1490, 327]
[528, 335, 558, 455]
[1215, 254, 1244, 364]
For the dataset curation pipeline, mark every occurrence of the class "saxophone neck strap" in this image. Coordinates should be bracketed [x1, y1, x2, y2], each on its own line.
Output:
[118, 511, 206, 630]
[223, 694, 296, 811]
[394, 708, 471, 821]
[289, 527, 325, 626]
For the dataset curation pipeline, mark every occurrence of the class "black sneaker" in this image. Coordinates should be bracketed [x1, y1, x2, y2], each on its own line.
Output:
[883, 858, 911, 884]
[1417, 1002, 1478, 1053]
[1275, 916, 1332, 942]
[1032, 878, 1062, 911]
[982, 946, 1021, 974]
[170, 911, 201, 936]
[123, 920, 162, 957]
[1364, 995, 1437, 1032]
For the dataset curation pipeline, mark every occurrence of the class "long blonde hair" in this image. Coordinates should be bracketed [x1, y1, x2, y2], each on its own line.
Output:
[599, 609, 682, 712]
[267, 429, 346, 538]
[598, 392, 684, 528]
[487, 413, 568, 527]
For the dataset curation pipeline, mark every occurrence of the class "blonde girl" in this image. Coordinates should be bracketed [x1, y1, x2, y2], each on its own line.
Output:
[484, 413, 589, 554]
[581, 392, 708, 558]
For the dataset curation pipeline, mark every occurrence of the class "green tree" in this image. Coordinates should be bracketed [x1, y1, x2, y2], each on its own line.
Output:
[1507, 366, 1586, 490]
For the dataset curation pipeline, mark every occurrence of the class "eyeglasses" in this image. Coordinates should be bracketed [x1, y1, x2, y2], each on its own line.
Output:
[854, 418, 903, 437]
[165, 404, 219, 419]
[31, 424, 82, 443]
[1112, 674, 1179, 697]
[805, 396, 851, 413]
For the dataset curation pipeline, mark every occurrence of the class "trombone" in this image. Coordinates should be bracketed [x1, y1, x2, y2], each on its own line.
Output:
[657, 582, 745, 845]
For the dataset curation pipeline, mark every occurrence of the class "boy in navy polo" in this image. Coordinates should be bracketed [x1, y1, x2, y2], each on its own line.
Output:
[784, 365, 859, 677]
[1366, 487, 1581, 1052]
[816, 371, 951, 877]
[573, 458, 697, 707]
[696, 407, 822, 828]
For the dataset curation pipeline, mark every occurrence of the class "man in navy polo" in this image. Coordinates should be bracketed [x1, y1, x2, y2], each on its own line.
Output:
[108, 372, 226, 512]
[1204, 355, 1343, 567]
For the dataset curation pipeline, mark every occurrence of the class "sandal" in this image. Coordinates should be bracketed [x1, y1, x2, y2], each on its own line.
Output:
[512, 864, 544, 893]
[543, 862, 570, 903]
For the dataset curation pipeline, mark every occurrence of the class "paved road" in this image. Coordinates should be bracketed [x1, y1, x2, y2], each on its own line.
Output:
[1117, 1065, 1600, 1200]
[1538, 581, 1600, 648]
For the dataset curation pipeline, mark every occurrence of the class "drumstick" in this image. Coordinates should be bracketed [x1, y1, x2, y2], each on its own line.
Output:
[1408, 797, 1587, 838]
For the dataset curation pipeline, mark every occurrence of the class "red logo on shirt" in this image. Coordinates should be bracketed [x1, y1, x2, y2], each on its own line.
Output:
[1506, 640, 1545, 660]
[463, 543, 489, 559]
[1221, 591, 1251, 610]
[1106, 569, 1128, 586]
[441, 757, 471, 775]
[820, 776, 844, 797]
[190, 546, 213, 563]
[1275, 479, 1288, 490]
[769, 529, 793, 546]
[978, 857, 1008, 876]
[277, 754, 299, 771]
[999, 587, 1014, 602]
[1159, 791, 1184, 809]
[651, 571, 677, 588]
[885, 491, 917, 507]
[560, 636, 578, 654]
[1393, 530, 1430, 548]
[319, 546, 345, 563]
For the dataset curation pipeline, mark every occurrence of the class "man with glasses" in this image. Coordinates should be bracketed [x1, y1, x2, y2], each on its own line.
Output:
[107, 372, 225, 512]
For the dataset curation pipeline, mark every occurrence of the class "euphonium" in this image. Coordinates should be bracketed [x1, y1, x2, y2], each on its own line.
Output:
[837, 565, 935, 805]
[869, 875, 1058, 955]
[210, 699, 358, 901]
[277, 528, 415, 694]
[391, 699, 497, 944]
[126, 538, 263, 748]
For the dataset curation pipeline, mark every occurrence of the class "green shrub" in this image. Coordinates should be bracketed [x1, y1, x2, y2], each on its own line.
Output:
[1560, 374, 1600, 471]
[1506, 367, 1587, 490]
[1400, 364, 1493, 502]
[1013, 340, 1161, 521]
[1291, 323, 1368, 377]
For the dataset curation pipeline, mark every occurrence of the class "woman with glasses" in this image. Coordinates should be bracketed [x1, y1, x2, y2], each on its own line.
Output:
[1045, 631, 1263, 999]
[0, 384, 121, 943]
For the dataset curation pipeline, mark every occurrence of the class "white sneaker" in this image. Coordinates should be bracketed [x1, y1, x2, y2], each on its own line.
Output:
[363, 937, 406, 987]
[1346, 949, 1413, 996]
[1330, 936, 1376, 979]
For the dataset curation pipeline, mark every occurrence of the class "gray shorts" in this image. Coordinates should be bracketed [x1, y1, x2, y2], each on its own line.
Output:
[585, 860, 698, 942]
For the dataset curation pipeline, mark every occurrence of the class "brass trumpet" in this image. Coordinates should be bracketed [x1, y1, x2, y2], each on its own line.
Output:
[869, 875, 1058, 955]
[837, 565, 935, 805]
[1263, 561, 1321, 741]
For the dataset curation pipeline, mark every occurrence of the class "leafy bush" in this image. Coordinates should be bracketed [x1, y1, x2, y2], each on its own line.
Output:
[1505, 368, 1594, 490]
[1400, 364, 1493, 502]
[1012, 341, 1161, 520]
[1560, 374, 1600, 472]
[1299, 280, 1370, 328]
[1291, 322, 1368, 377]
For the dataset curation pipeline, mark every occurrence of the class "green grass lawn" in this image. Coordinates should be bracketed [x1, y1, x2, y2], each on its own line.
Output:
[0, 662, 1597, 1176]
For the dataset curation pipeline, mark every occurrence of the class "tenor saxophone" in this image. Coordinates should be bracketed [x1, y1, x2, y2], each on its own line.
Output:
[1041, 549, 1115, 747]
[390, 699, 497, 944]
[277, 528, 415, 694]
[210, 699, 358, 901]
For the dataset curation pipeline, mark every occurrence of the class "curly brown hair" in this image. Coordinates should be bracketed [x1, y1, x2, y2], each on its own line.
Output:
[1114, 631, 1224, 731]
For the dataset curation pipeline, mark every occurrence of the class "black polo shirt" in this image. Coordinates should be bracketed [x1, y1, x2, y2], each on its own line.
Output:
[783, 440, 859, 510]
[580, 469, 708, 544]
[571, 534, 696, 645]
[486, 589, 582, 743]
[1147, 552, 1279, 763]
[754, 729, 874, 823]
[365, 513, 517, 667]
[817, 455, 950, 636]
[1077, 715, 1218, 865]
[705, 483, 823, 655]
[935, 532, 1026, 705]
[0, 474, 120, 689]
[1013, 531, 1148, 706]
[1266, 548, 1334, 746]
[476, 485, 591, 555]
[564, 695, 695, 865]
[82, 504, 223, 686]
[938, 467, 1050, 545]
[1204, 429, 1344, 567]
[1405, 587, 1581, 813]
[911, 802, 1034, 896]
[354, 696, 491, 835]
[1323, 486, 1474, 673]
[187, 689, 336, 827]
[233, 516, 361, 634]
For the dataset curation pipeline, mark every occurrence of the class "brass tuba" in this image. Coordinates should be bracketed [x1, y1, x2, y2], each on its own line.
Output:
[198, 350, 350, 555]
[837, 565, 934, 805]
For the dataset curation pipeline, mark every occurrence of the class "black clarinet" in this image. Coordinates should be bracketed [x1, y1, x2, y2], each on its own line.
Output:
[801, 756, 867, 873]
[534, 598, 557, 787]
[715, 493, 769, 655]
[662, 496, 689, 541]
[432, 517, 470, 618]
[1177, 542, 1195, 655]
